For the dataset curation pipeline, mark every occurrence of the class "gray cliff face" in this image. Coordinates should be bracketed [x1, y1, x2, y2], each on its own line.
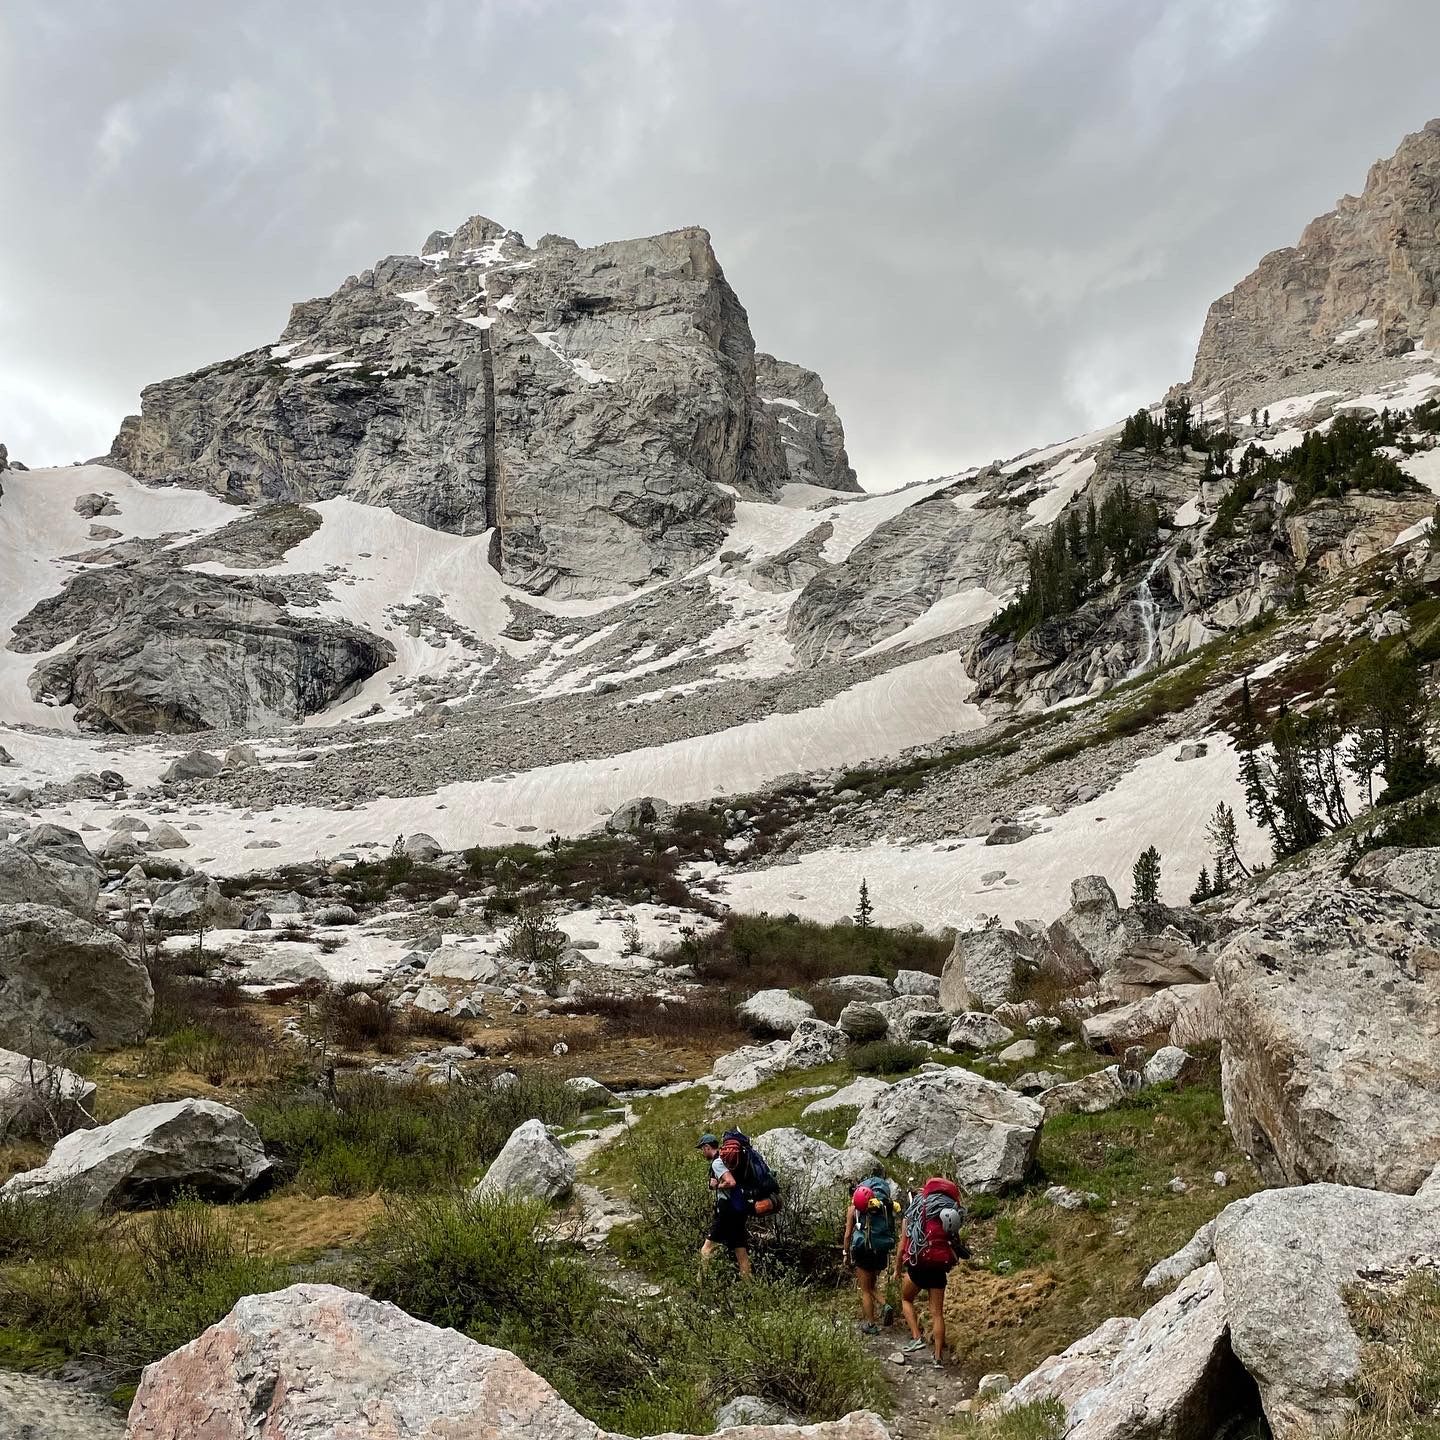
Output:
[755, 352, 860, 492]
[787, 485, 1022, 666]
[12, 562, 392, 734]
[1192, 118, 1440, 396]
[109, 216, 848, 597]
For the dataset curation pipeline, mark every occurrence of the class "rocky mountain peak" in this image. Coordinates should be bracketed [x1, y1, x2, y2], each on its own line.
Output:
[109, 215, 855, 597]
[1191, 118, 1440, 397]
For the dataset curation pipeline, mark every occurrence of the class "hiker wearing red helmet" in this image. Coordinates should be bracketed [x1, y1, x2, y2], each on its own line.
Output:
[895, 1176, 966, 1367]
[842, 1170, 900, 1333]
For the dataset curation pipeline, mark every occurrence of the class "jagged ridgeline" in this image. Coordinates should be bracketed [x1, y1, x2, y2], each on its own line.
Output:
[109, 217, 858, 599]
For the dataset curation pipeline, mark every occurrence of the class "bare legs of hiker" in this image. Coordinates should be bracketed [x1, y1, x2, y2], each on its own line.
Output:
[900, 1271, 947, 1367]
[700, 1238, 752, 1278]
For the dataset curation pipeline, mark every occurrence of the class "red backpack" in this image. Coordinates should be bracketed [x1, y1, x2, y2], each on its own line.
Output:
[903, 1178, 963, 1269]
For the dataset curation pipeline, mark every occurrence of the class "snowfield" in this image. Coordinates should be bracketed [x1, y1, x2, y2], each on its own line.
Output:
[18, 650, 985, 875]
[711, 736, 1266, 930]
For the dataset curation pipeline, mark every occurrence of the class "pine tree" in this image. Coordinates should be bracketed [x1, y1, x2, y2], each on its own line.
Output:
[1189, 866, 1212, 904]
[1237, 679, 1283, 851]
[1131, 846, 1162, 906]
[1205, 800, 1249, 886]
[855, 877, 873, 929]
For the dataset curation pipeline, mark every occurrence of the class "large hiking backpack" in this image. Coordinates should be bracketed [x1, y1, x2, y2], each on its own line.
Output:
[852, 1175, 898, 1257]
[721, 1130, 783, 1216]
[902, 1177, 964, 1270]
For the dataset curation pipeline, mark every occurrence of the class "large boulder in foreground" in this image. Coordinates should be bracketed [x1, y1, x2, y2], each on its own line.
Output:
[124, 1283, 891, 1440]
[0, 1098, 270, 1211]
[1046, 875, 1125, 977]
[473, 1118, 576, 1204]
[0, 1047, 96, 1140]
[0, 902, 153, 1051]
[0, 824, 101, 916]
[845, 1066, 1042, 1193]
[1215, 919, 1440, 1194]
[1003, 1263, 1247, 1440]
[1214, 1168, 1440, 1439]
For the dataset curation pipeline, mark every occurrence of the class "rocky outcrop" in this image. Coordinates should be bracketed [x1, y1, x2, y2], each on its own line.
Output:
[1214, 1169, 1440, 1439]
[473, 1118, 576, 1204]
[787, 486, 1016, 665]
[754, 352, 859, 493]
[124, 1283, 891, 1440]
[845, 1066, 1042, 1193]
[1, 1098, 271, 1210]
[1192, 118, 1440, 396]
[1003, 1263, 1247, 1440]
[109, 219, 850, 598]
[14, 561, 392, 733]
[1215, 911, 1440, 1194]
[0, 903, 153, 1051]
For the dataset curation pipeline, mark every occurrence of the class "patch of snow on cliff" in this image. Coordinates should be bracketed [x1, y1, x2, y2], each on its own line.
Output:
[1332, 318, 1378, 345]
[283, 351, 346, 370]
[1025, 455, 1097, 528]
[858, 588, 1002, 658]
[532, 331, 612, 385]
[819, 477, 968, 563]
[397, 288, 438, 314]
[1173, 497, 1203, 527]
[1402, 447, 1440, 496]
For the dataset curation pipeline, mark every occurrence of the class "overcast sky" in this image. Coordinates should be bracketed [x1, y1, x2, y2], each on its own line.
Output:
[3, 2, 1439, 490]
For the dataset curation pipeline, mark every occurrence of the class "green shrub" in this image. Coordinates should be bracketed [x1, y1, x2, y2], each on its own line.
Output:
[678, 914, 948, 992]
[848, 1039, 927, 1075]
[0, 1198, 285, 1387]
[0, 1192, 98, 1263]
[248, 1071, 583, 1196]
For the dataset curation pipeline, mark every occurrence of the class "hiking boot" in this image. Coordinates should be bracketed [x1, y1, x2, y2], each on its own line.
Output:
[902, 1338, 926, 1353]
[859, 1321, 881, 1335]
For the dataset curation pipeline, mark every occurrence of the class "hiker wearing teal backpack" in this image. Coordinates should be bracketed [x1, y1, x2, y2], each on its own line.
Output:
[842, 1171, 900, 1333]
[895, 1176, 965, 1368]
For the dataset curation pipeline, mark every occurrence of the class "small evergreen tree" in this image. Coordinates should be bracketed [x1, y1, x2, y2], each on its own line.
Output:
[1205, 800, 1249, 886]
[503, 902, 570, 996]
[855, 877, 873, 929]
[1189, 866, 1212, 904]
[1131, 846, 1162, 906]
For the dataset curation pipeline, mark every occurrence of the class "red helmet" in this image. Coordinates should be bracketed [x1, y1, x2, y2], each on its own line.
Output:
[852, 1185, 875, 1211]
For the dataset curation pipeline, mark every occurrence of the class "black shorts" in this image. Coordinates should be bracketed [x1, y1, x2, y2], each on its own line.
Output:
[906, 1262, 949, 1292]
[708, 1204, 749, 1250]
[852, 1245, 891, 1275]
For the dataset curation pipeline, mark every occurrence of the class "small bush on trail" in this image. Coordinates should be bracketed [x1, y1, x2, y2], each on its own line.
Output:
[0, 1192, 97, 1263]
[248, 1071, 583, 1196]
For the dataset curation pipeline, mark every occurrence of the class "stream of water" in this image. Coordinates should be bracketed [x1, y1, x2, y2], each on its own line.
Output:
[1123, 553, 1167, 681]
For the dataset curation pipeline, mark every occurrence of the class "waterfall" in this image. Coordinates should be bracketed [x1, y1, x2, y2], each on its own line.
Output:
[1124, 553, 1167, 681]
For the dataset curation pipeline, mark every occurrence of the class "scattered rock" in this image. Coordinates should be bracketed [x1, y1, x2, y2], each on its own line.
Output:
[738, 988, 815, 1037]
[947, 1012, 1016, 1051]
[474, 1118, 576, 1204]
[0, 1047, 96, 1140]
[0, 1098, 270, 1210]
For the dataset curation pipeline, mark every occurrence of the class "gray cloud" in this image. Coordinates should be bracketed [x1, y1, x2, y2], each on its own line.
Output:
[3, 0, 1438, 488]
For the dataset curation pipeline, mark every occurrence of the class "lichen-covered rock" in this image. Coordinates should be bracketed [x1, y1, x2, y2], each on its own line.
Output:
[1082, 985, 1216, 1054]
[738, 988, 815, 1037]
[0, 1098, 270, 1210]
[1046, 875, 1124, 977]
[751, 1127, 877, 1192]
[149, 875, 241, 930]
[0, 903, 153, 1051]
[1003, 1263, 1244, 1440]
[1040, 1067, 1129, 1118]
[946, 1012, 1015, 1051]
[1214, 1170, 1440, 1439]
[837, 1001, 889, 1042]
[845, 1066, 1042, 1193]
[124, 1283, 891, 1440]
[1215, 918, 1440, 1194]
[780, 1018, 849, 1070]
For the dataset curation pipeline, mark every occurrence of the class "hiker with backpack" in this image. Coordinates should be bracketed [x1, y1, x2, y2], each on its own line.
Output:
[895, 1176, 965, 1367]
[698, 1130, 781, 1275]
[842, 1171, 900, 1333]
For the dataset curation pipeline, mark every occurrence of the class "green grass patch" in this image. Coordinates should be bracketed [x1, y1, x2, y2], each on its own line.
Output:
[1343, 1271, 1440, 1440]
[248, 1071, 583, 1196]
